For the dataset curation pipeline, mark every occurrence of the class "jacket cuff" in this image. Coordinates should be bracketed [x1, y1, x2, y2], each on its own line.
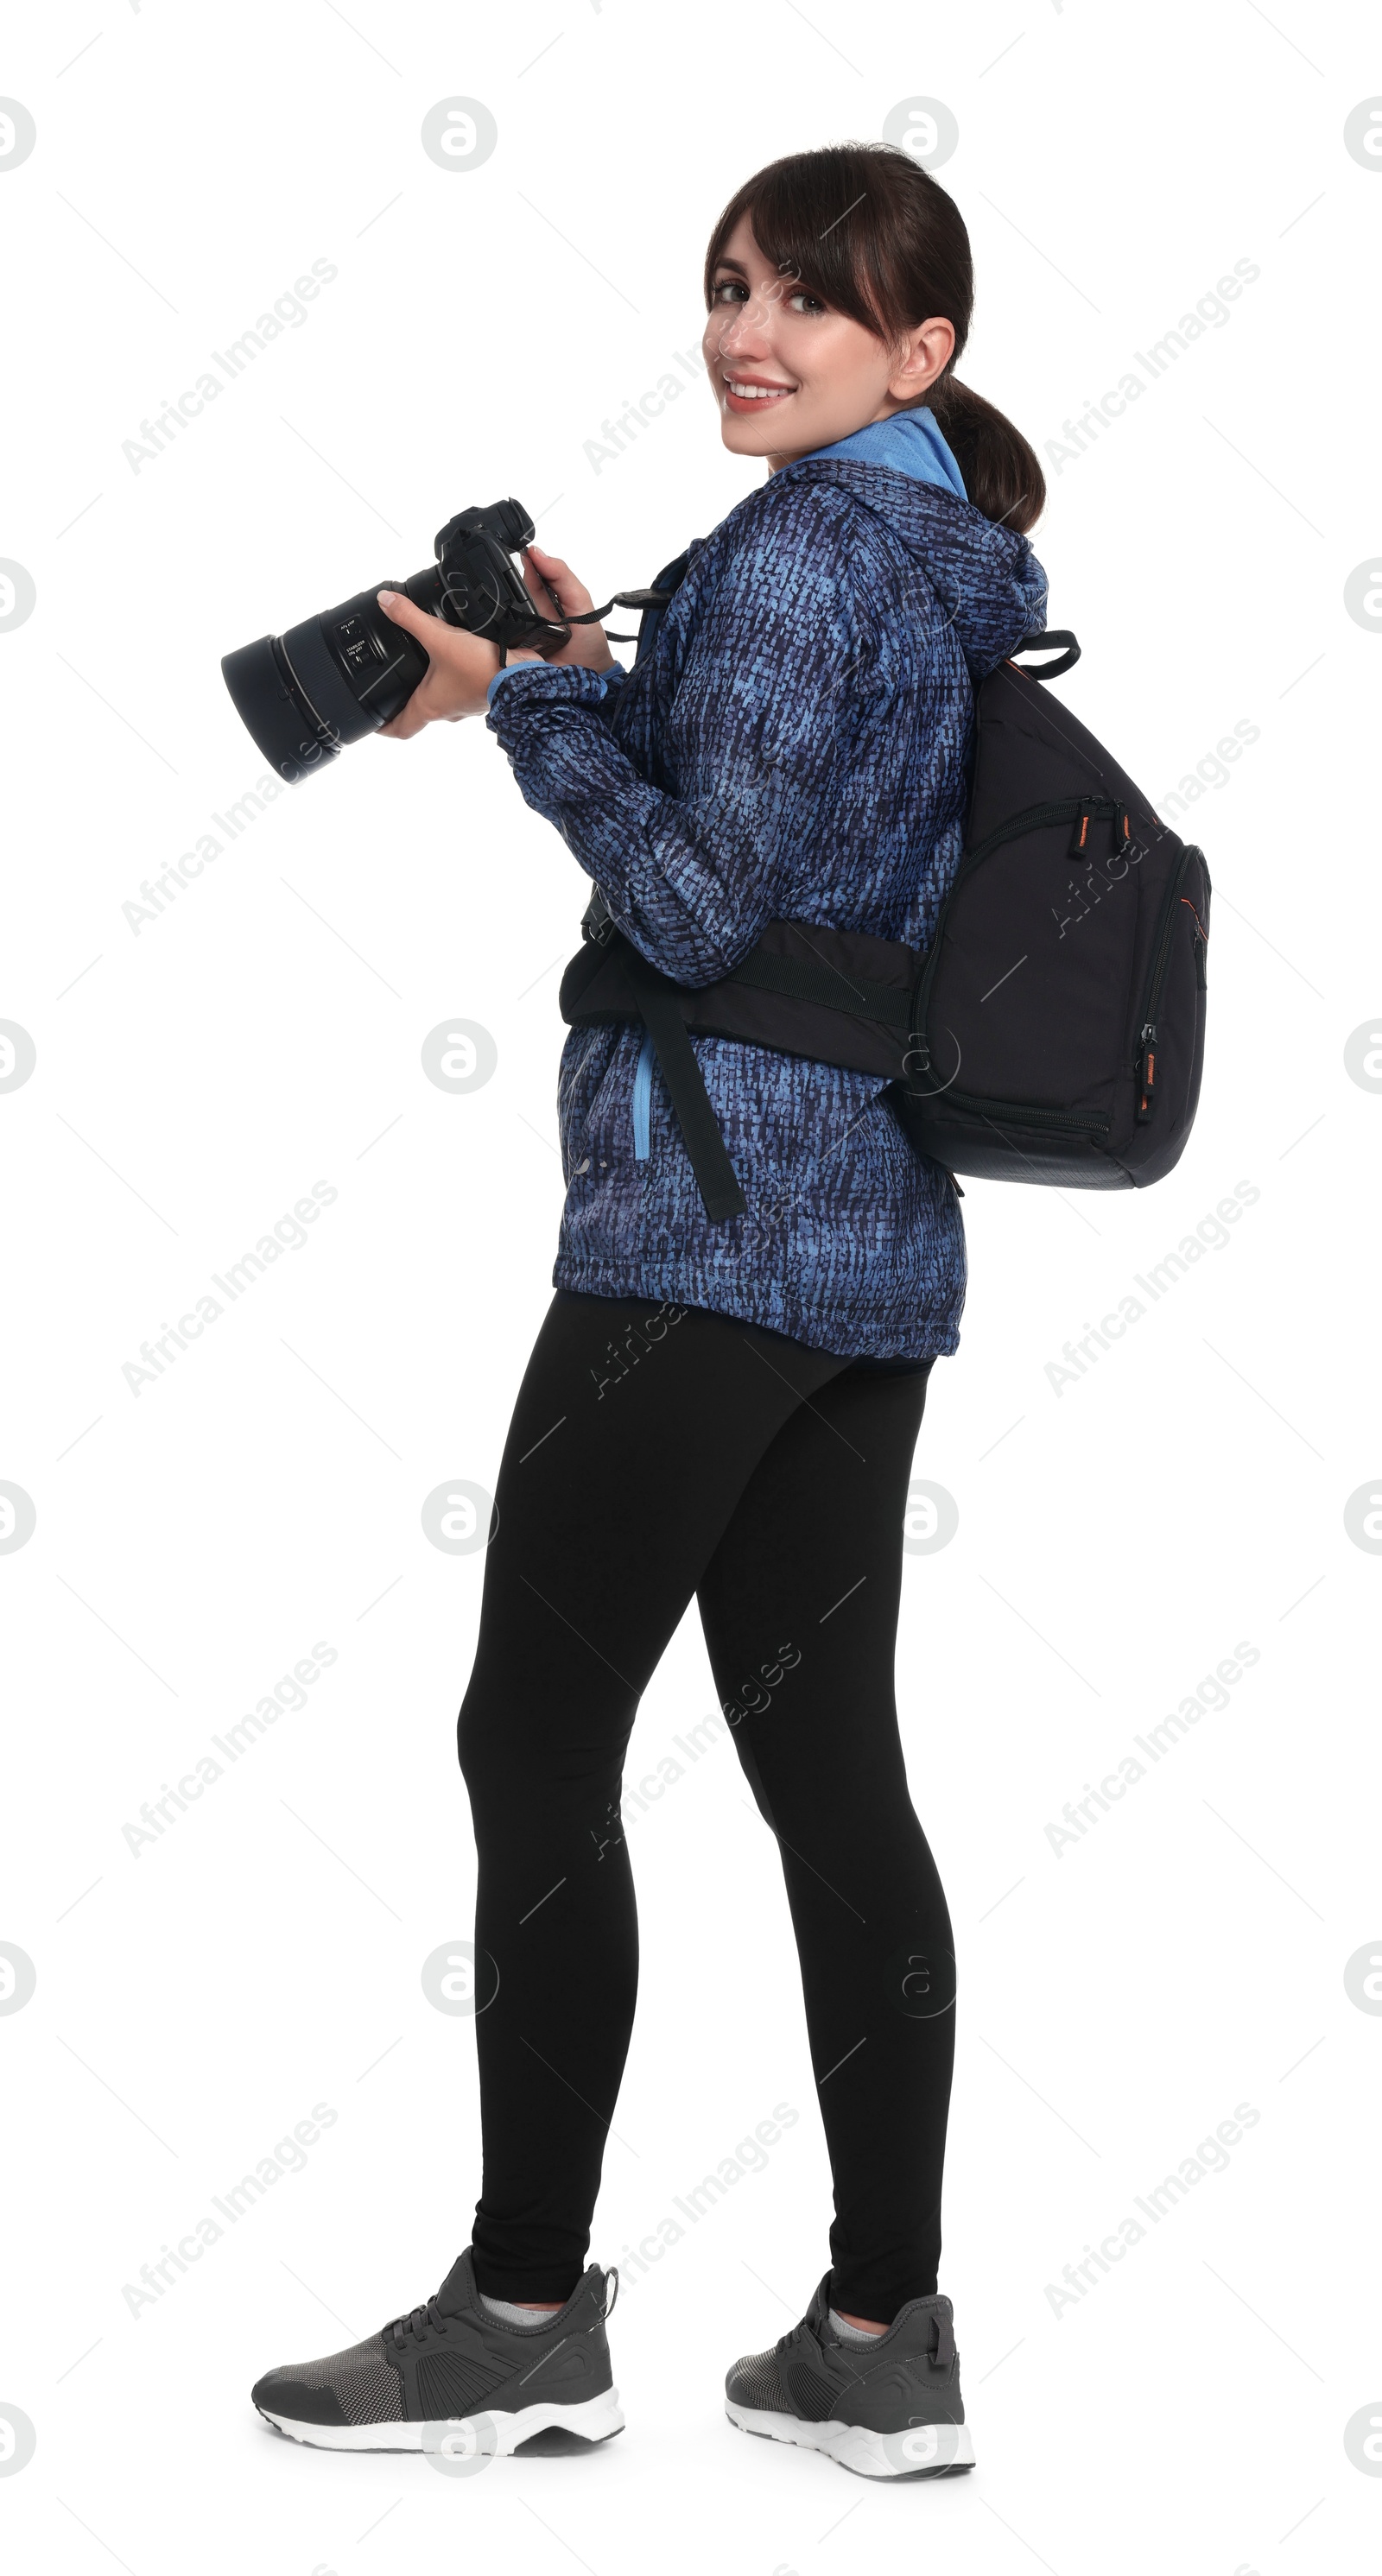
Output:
[485, 660, 622, 727]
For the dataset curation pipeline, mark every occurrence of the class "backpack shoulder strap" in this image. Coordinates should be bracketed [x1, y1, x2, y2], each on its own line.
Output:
[1006, 630, 1081, 680]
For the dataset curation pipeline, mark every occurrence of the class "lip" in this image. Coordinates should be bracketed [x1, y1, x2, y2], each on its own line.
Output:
[723, 373, 796, 416]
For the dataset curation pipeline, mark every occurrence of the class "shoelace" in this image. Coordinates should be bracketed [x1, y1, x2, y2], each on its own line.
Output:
[390, 2294, 445, 2351]
[390, 2270, 619, 2350]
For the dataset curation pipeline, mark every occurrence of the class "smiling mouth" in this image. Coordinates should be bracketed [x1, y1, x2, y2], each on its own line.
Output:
[723, 375, 796, 408]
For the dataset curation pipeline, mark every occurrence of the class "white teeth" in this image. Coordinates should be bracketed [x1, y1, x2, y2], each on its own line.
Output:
[726, 381, 790, 400]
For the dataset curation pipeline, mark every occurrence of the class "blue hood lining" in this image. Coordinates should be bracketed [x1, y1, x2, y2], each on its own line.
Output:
[796, 405, 967, 500]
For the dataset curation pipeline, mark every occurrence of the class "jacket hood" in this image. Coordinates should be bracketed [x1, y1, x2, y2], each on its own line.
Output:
[774, 456, 1049, 684]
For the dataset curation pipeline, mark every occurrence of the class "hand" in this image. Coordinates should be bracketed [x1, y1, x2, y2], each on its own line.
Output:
[520, 544, 616, 674]
[373, 592, 501, 737]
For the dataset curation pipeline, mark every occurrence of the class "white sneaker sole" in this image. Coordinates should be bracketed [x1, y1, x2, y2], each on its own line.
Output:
[257, 2388, 624, 2455]
[726, 2397, 974, 2478]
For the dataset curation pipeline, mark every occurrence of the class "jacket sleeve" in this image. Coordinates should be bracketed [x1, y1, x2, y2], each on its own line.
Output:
[484, 492, 867, 986]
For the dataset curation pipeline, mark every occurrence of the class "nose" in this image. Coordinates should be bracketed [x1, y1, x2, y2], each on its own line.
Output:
[711, 280, 779, 358]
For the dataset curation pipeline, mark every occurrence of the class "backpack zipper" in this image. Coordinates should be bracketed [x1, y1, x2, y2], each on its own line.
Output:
[910, 820, 1203, 1138]
[962, 795, 1132, 873]
[1134, 847, 1198, 1122]
[925, 1088, 1109, 1137]
[910, 797, 1136, 1053]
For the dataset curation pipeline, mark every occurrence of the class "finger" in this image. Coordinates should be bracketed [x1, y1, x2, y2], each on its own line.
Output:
[523, 547, 593, 615]
[521, 554, 560, 616]
[526, 546, 575, 597]
[377, 588, 436, 642]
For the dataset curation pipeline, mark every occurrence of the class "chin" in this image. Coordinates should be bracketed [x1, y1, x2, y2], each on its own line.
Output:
[720, 413, 786, 455]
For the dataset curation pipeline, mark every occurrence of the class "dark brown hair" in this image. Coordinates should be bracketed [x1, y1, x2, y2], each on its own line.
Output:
[703, 142, 1044, 534]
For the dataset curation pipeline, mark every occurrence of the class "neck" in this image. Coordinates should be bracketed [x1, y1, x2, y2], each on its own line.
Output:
[765, 397, 930, 475]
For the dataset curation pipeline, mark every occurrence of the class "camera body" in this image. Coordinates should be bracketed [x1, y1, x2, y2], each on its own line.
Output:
[221, 498, 567, 784]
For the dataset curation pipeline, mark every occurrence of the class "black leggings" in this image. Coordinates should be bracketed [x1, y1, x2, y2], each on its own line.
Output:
[456, 1290, 954, 2321]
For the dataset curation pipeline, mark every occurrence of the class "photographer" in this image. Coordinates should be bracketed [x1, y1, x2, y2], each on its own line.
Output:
[252, 140, 1048, 2479]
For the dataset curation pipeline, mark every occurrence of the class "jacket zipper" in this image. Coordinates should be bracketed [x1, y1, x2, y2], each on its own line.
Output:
[631, 1030, 655, 1160]
[1134, 848, 1197, 1122]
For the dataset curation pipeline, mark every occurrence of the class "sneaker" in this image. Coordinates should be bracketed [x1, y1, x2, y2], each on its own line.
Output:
[726, 2275, 974, 2478]
[251, 2249, 623, 2455]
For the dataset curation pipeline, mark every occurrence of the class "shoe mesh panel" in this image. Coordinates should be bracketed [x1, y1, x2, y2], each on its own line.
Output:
[416, 2349, 508, 2419]
[728, 2348, 791, 2411]
[269, 2332, 403, 2424]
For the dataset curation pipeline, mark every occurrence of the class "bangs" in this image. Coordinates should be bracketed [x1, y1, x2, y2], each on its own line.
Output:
[704, 150, 919, 345]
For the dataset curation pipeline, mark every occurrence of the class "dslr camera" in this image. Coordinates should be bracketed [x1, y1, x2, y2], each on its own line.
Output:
[222, 498, 576, 785]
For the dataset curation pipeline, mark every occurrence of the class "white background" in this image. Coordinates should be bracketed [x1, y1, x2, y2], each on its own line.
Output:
[2, 3, 1379, 2572]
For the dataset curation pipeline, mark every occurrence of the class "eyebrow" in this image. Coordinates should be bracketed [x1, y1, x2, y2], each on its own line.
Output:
[710, 256, 809, 293]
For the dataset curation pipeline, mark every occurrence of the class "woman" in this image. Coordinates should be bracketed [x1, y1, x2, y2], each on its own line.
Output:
[252, 142, 1047, 2480]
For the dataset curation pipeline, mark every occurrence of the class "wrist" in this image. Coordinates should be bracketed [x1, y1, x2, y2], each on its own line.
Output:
[485, 659, 616, 713]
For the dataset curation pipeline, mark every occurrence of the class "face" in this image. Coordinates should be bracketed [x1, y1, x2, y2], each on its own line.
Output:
[702, 213, 957, 472]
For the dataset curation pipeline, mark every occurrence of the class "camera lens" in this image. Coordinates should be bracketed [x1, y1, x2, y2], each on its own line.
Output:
[220, 636, 339, 785]
[221, 585, 433, 785]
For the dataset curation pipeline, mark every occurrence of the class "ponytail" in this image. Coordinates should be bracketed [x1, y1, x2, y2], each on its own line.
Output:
[925, 376, 1045, 534]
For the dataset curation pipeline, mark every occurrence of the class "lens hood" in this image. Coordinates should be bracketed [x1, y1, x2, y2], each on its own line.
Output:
[220, 634, 344, 785]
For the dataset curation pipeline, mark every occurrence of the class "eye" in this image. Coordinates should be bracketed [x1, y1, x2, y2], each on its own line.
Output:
[711, 277, 748, 306]
[788, 289, 827, 315]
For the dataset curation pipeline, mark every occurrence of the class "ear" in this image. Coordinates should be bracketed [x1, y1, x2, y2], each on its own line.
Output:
[886, 315, 956, 404]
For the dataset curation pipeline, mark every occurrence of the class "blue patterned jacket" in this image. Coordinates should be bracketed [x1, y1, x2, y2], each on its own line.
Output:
[485, 448, 1048, 1359]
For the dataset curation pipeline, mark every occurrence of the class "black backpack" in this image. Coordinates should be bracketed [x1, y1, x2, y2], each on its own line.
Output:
[561, 603, 1211, 1220]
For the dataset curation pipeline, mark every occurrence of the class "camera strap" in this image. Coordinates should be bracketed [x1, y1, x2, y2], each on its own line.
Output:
[495, 586, 675, 664]
[564, 585, 675, 644]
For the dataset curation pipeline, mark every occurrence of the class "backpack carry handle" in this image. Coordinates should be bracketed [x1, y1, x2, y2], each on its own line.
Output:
[1010, 630, 1081, 680]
